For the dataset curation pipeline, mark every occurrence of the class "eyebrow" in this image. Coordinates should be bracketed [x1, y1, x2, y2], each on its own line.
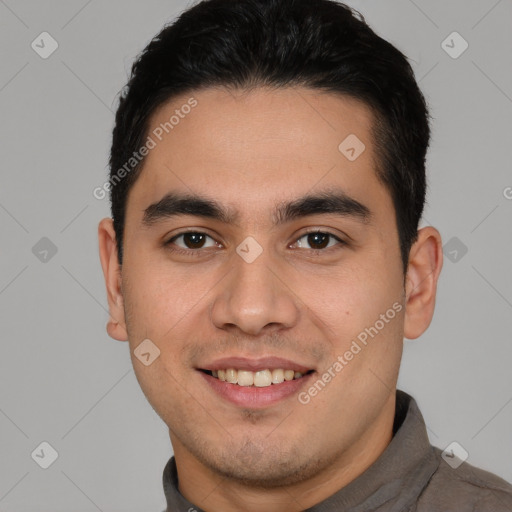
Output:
[141, 188, 372, 228]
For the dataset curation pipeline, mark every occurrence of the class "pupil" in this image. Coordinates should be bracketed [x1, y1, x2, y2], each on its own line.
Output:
[184, 233, 205, 248]
[308, 232, 328, 249]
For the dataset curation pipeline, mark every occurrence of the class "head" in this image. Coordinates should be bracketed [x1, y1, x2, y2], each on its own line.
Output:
[99, 0, 442, 497]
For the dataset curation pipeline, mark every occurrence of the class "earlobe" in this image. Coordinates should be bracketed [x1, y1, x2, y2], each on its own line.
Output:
[403, 226, 443, 340]
[98, 218, 128, 342]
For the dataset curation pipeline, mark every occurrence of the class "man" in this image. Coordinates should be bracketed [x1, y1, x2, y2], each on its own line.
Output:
[98, 0, 512, 510]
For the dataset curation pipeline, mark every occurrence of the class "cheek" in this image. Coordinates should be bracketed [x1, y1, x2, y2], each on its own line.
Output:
[299, 258, 404, 357]
[122, 255, 213, 337]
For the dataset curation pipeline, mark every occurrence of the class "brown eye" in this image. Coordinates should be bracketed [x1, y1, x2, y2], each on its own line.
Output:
[182, 233, 207, 248]
[167, 232, 217, 250]
[295, 231, 343, 251]
[306, 232, 330, 249]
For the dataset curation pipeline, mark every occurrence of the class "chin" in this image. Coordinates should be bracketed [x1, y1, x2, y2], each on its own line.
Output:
[192, 436, 326, 488]
[211, 459, 317, 488]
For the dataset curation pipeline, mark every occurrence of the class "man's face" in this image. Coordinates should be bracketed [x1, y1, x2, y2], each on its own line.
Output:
[113, 87, 407, 485]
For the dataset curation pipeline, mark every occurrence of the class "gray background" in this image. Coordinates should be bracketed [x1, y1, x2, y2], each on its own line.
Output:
[0, 0, 511, 510]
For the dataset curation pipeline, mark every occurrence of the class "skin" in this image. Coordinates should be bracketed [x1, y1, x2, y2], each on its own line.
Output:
[98, 86, 443, 512]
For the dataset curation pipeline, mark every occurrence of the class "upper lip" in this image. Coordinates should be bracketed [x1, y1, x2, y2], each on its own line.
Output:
[198, 356, 314, 373]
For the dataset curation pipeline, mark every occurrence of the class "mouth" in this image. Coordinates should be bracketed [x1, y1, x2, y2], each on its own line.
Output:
[195, 355, 316, 410]
[199, 368, 315, 387]
[196, 357, 316, 408]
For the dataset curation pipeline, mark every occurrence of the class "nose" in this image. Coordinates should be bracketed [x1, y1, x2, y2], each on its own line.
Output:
[210, 246, 300, 336]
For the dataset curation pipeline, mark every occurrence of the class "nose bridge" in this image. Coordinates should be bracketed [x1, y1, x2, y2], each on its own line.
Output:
[210, 241, 299, 334]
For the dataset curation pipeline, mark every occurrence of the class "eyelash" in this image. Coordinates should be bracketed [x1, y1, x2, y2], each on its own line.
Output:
[164, 230, 346, 257]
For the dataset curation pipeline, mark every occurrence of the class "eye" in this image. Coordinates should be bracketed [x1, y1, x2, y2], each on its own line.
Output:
[167, 232, 219, 251]
[293, 231, 344, 251]
[164, 229, 346, 256]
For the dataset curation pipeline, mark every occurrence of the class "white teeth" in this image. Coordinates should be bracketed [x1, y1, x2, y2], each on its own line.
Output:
[209, 368, 308, 387]
[225, 368, 237, 384]
[284, 370, 295, 381]
[237, 370, 254, 387]
[271, 369, 285, 384]
[254, 370, 272, 387]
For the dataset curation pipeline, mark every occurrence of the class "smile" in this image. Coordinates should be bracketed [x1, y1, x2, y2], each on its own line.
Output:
[201, 368, 314, 387]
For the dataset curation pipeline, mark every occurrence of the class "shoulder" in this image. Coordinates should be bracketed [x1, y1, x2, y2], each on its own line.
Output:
[416, 446, 512, 511]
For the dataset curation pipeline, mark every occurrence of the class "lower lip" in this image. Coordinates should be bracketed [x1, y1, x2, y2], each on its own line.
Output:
[199, 371, 314, 408]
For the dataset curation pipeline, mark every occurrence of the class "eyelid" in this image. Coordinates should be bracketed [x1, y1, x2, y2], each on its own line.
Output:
[166, 230, 220, 248]
[165, 227, 221, 241]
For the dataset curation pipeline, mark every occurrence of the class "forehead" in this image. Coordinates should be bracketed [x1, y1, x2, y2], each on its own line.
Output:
[126, 86, 392, 222]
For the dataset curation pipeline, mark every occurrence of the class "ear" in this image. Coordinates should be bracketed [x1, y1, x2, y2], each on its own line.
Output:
[98, 218, 128, 341]
[403, 226, 443, 340]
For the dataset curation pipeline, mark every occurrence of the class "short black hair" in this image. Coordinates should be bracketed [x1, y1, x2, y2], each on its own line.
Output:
[109, 0, 430, 273]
